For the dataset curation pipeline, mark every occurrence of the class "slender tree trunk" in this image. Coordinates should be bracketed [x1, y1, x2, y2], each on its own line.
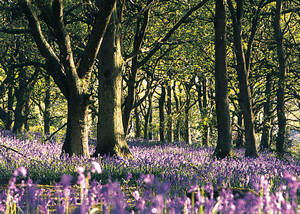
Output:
[149, 104, 153, 140]
[144, 93, 152, 140]
[167, 84, 173, 143]
[201, 79, 209, 146]
[235, 110, 244, 148]
[44, 74, 51, 134]
[95, 5, 132, 158]
[228, 0, 258, 157]
[260, 72, 272, 150]
[122, 6, 150, 134]
[184, 99, 191, 144]
[274, 0, 286, 156]
[135, 106, 141, 138]
[213, 0, 233, 159]
[159, 84, 166, 143]
[6, 74, 14, 130]
[173, 82, 180, 141]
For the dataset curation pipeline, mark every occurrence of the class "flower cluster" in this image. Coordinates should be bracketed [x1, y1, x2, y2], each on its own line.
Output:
[1, 165, 300, 213]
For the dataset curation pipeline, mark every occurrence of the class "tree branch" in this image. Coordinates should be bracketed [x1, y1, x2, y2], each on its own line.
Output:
[77, 0, 116, 79]
[137, 0, 210, 68]
[18, 0, 68, 97]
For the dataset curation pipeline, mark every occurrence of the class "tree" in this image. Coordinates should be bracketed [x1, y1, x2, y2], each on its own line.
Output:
[274, 0, 286, 156]
[213, 0, 233, 159]
[95, 3, 132, 158]
[227, 0, 258, 157]
[18, 0, 116, 157]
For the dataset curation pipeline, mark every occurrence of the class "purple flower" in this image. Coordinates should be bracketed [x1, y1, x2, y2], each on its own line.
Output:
[60, 174, 72, 189]
[76, 166, 85, 174]
[91, 161, 102, 174]
[18, 167, 27, 177]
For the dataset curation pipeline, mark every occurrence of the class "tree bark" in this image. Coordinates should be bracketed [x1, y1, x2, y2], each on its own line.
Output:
[44, 74, 51, 135]
[274, 0, 286, 156]
[95, 4, 132, 158]
[213, 0, 233, 159]
[159, 84, 166, 143]
[143, 93, 152, 140]
[260, 72, 272, 150]
[199, 79, 209, 146]
[167, 84, 173, 143]
[227, 0, 258, 158]
[19, 0, 115, 157]
[135, 106, 141, 138]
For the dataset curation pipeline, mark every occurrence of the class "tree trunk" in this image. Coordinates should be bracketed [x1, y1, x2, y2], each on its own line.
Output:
[184, 98, 191, 144]
[144, 93, 152, 140]
[260, 72, 272, 150]
[199, 79, 209, 146]
[95, 5, 132, 158]
[13, 51, 27, 133]
[149, 103, 153, 140]
[159, 84, 166, 143]
[61, 94, 90, 157]
[227, 0, 258, 158]
[235, 110, 244, 148]
[135, 106, 141, 138]
[274, 0, 286, 156]
[123, 7, 150, 135]
[167, 84, 173, 143]
[213, 0, 233, 159]
[44, 74, 51, 135]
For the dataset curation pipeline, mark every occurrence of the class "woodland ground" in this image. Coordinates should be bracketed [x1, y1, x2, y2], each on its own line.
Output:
[1, 130, 300, 213]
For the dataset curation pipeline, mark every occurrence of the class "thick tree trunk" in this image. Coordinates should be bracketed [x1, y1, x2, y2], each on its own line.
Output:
[228, 0, 258, 158]
[159, 84, 166, 143]
[95, 6, 132, 158]
[167, 84, 173, 143]
[260, 73, 272, 150]
[213, 0, 233, 159]
[274, 0, 286, 156]
[62, 95, 90, 157]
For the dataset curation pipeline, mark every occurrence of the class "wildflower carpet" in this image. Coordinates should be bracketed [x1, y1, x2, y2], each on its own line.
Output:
[0, 130, 300, 213]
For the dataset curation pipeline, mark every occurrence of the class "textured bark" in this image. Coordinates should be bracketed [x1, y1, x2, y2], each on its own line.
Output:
[95, 5, 132, 158]
[274, 0, 286, 156]
[213, 0, 233, 159]
[227, 0, 258, 158]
